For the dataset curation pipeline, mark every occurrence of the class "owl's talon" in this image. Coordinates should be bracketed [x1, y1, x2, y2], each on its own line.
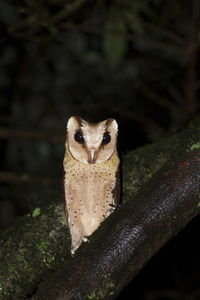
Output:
[82, 237, 88, 242]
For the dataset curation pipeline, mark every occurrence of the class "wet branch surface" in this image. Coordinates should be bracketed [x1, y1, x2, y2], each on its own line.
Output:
[33, 150, 200, 300]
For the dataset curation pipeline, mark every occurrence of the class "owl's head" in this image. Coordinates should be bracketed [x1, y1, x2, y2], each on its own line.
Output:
[66, 116, 118, 164]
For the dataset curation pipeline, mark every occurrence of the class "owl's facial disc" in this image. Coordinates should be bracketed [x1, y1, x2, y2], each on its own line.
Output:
[67, 116, 118, 164]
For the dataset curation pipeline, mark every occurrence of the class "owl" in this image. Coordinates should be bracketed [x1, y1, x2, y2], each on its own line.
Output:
[63, 116, 120, 254]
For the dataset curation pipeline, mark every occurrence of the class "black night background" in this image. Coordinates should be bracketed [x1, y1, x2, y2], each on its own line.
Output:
[0, 1, 199, 299]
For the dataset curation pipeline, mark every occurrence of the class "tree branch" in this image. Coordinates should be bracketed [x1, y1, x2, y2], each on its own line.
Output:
[33, 150, 200, 300]
[0, 171, 60, 184]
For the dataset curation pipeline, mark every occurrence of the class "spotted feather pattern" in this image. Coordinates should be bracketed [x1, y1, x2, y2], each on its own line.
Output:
[64, 145, 119, 254]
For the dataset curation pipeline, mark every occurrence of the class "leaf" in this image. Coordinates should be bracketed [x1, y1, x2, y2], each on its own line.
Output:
[103, 12, 127, 69]
[32, 207, 41, 218]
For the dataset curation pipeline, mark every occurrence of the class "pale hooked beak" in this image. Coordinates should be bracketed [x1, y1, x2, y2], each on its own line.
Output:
[88, 149, 98, 164]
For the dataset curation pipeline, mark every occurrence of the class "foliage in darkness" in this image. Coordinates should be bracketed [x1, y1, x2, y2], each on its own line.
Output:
[0, 1, 199, 298]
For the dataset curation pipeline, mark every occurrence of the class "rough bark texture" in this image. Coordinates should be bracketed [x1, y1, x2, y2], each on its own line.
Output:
[0, 119, 199, 299]
[33, 150, 200, 300]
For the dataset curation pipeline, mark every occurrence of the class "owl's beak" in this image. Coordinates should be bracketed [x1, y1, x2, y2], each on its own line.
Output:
[88, 149, 98, 164]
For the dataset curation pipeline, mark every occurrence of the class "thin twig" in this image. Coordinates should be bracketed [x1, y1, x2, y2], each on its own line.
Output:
[138, 83, 178, 111]
[9, 0, 89, 35]
[61, 22, 184, 55]
[0, 128, 64, 142]
[49, 0, 88, 24]
[111, 107, 165, 135]
[9, 16, 185, 55]
[0, 171, 60, 184]
[143, 21, 185, 45]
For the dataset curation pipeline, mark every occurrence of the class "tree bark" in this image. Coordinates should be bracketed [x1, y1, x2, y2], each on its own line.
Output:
[0, 120, 199, 300]
[33, 150, 200, 300]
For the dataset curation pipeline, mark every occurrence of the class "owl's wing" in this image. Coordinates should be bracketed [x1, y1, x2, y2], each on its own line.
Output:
[63, 173, 68, 219]
[113, 167, 121, 206]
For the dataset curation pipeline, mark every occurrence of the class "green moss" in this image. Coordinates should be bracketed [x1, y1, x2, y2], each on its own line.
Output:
[122, 145, 169, 203]
[0, 202, 69, 299]
[87, 291, 97, 299]
[122, 119, 200, 203]
[86, 281, 116, 300]
[190, 142, 200, 150]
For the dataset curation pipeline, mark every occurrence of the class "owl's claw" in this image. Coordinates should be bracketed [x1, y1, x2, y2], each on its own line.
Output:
[82, 237, 89, 242]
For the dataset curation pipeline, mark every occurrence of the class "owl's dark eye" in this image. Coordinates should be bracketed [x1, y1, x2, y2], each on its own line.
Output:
[74, 131, 84, 143]
[102, 132, 111, 144]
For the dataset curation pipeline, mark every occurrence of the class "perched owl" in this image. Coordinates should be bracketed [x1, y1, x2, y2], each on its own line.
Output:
[63, 116, 120, 254]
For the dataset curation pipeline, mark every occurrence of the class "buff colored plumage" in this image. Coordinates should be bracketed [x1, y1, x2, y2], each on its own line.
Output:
[63, 116, 120, 254]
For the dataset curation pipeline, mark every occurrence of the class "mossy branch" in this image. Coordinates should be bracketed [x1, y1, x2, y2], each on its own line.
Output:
[0, 120, 200, 299]
[34, 150, 200, 300]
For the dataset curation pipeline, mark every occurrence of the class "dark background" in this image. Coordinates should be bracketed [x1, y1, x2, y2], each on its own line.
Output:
[0, 0, 199, 299]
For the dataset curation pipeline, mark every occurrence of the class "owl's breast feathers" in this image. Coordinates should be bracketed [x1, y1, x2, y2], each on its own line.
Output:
[64, 143, 120, 252]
